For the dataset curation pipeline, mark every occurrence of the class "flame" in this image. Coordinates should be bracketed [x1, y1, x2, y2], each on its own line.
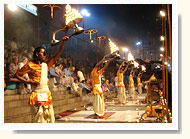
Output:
[142, 65, 146, 71]
[65, 4, 83, 27]
[128, 52, 135, 61]
[108, 39, 119, 54]
[134, 61, 139, 68]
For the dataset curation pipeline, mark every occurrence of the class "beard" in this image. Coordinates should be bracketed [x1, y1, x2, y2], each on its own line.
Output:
[36, 56, 46, 63]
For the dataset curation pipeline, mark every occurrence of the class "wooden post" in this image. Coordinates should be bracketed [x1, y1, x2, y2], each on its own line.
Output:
[167, 4, 172, 102]
[167, 4, 172, 75]
[164, 5, 169, 114]
[161, 7, 166, 99]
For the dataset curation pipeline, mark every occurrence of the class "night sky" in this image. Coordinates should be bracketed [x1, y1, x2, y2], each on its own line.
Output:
[74, 4, 163, 54]
[4, 4, 165, 61]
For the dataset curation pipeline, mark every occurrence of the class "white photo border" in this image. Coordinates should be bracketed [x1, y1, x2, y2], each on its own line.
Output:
[0, 0, 178, 130]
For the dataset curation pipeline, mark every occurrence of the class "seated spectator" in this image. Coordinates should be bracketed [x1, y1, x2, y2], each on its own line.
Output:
[48, 64, 59, 88]
[56, 63, 70, 87]
[79, 80, 92, 94]
[102, 80, 109, 92]
[8, 56, 19, 79]
[63, 66, 71, 77]
[18, 57, 31, 93]
[18, 57, 28, 69]
[71, 79, 82, 96]
[86, 74, 92, 88]
[5, 56, 19, 90]
[55, 64, 73, 88]
[49, 64, 59, 78]
[63, 76, 72, 88]
[77, 68, 85, 82]
[71, 66, 78, 79]
[27, 52, 33, 61]
[55, 63, 63, 76]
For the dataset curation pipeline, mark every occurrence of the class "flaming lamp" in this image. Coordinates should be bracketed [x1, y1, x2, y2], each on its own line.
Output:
[127, 52, 135, 61]
[108, 39, 119, 54]
[142, 65, 146, 71]
[51, 4, 84, 46]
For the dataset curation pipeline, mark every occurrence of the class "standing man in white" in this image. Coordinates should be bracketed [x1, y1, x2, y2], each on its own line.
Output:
[16, 36, 70, 123]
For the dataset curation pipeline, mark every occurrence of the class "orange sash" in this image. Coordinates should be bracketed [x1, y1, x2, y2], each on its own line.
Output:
[29, 91, 52, 105]
[129, 75, 135, 88]
[92, 86, 103, 95]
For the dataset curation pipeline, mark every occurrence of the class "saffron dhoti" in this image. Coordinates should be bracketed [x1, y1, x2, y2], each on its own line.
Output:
[117, 71, 126, 103]
[91, 67, 105, 116]
[30, 63, 55, 123]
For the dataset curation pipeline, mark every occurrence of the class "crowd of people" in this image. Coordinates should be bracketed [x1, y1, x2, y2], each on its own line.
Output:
[4, 39, 34, 93]
[4, 39, 147, 97]
[4, 39, 117, 96]
[4, 37, 150, 123]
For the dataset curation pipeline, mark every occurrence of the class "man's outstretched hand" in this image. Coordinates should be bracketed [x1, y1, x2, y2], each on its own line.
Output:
[62, 36, 70, 42]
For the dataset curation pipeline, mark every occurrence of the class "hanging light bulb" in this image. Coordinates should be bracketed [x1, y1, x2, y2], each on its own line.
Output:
[160, 47, 164, 51]
[160, 10, 166, 17]
[160, 36, 165, 41]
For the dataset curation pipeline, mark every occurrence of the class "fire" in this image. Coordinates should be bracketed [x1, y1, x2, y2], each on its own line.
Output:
[128, 52, 135, 61]
[142, 65, 146, 71]
[108, 39, 119, 54]
[134, 61, 139, 68]
[65, 4, 83, 28]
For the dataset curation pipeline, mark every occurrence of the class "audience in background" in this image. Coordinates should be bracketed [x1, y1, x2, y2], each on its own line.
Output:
[4, 39, 117, 98]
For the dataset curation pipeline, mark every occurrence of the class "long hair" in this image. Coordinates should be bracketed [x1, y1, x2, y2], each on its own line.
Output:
[33, 46, 45, 63]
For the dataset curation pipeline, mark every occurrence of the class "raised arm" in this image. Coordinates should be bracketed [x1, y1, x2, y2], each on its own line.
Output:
[95, 53, 113, 68]
[101, 57, 114, 71]
[144, 74, 154, 84]
[54, 36, 69, 60]
[119, 61, 125, 69]
[117, 61, 124, 74]
[123, 63, 129, 74]
[95, 56, 106, 68]
[47, 36, 70, 68]
[130, 70, 134, 76]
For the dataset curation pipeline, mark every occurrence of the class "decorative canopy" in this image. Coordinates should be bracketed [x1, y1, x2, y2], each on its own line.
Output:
[94, 36, 106, 40]
[84, 29, 98, 40]
[43, 4, 62, 18]
[94, 36, 106, 45]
